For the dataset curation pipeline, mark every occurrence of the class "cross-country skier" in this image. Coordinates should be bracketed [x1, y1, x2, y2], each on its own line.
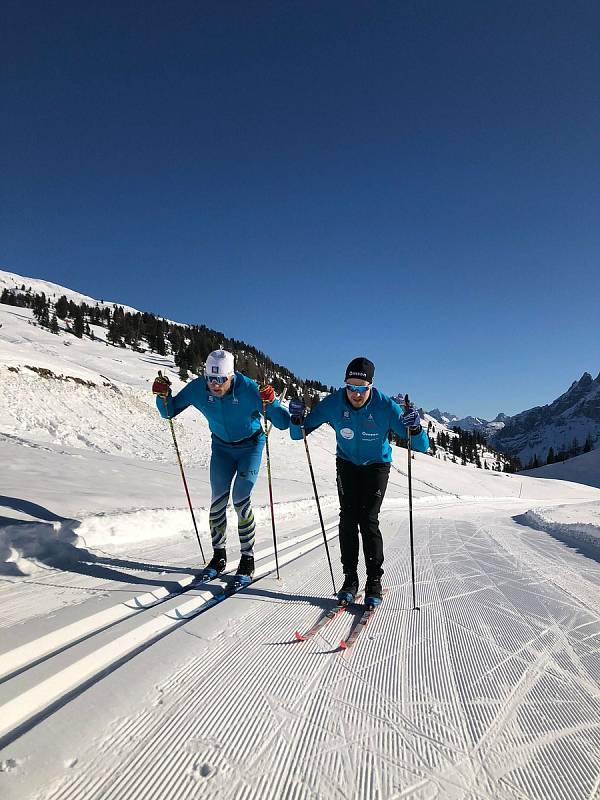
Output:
[288, 357, 429, 605]
[153, 349, 290, 580]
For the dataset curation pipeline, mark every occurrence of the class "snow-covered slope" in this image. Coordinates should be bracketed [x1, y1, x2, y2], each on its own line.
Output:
[523, 444, 600, 489]
[0, 269, 140, 316]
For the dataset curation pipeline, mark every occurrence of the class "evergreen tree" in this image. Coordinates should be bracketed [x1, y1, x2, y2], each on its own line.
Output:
[73, 308, 85, 338]
[50, 312, 60, 334]
[178, 361, 189, 382]
[55, 295, 69, 319]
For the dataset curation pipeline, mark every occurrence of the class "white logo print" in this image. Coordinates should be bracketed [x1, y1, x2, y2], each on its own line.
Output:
[340, 427, 354, 440]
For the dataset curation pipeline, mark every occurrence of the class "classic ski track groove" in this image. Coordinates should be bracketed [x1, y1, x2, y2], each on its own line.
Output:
[0, 523, 339, 746]
[0, 520, 337, 681]
[7, 507, 600, 800]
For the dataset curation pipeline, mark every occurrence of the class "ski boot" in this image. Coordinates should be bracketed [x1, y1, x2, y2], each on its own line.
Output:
[337, 573, 359, 605]
[234, 553, 255, 586]
[203, 548, 227, 579]
[364, 576, 382, 608]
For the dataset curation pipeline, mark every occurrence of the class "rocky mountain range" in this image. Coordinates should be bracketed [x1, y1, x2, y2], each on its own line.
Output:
[427, 409, 510, 438]
[489, 372, 600, 467]
[429, 375, 600, 469]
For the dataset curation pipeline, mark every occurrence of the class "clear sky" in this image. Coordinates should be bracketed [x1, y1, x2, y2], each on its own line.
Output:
[2, 1, 599, 418]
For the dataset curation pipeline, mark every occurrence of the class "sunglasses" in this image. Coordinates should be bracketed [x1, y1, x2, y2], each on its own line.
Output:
[206, 375, 229, 385]
[345, 383, 371, 394]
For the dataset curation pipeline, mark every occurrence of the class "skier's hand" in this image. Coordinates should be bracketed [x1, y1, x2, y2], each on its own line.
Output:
[289, 398, 306, 426]
[402, 406, 421, 432]
[259, 384, 275, 404]
[152, 372, 172, 398]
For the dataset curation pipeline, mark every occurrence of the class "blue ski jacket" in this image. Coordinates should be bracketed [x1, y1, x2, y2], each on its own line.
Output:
[290, 388, 430, 465]
[156, 372, 290, 442]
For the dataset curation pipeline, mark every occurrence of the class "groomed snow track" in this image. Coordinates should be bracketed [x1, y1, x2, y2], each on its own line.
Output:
[1, 506, 600, 800]
[0, 521, 338, 747]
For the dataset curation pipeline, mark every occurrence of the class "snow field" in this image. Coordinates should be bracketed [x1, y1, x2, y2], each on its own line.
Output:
[3, 509, 595, 800]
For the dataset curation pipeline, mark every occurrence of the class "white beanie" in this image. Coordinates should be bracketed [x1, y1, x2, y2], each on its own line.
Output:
[205, 349, 235, 378]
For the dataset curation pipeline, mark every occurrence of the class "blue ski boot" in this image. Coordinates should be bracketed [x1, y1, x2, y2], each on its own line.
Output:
[364, 576, 382, 608]
[203, 548, 227, 579]
[234, 553, 255, 586]
[337, 573, 359, 605]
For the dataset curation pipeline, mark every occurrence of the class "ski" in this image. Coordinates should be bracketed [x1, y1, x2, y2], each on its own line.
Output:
[201, 574, 253, 611]
[294, 595, 362, 641]
[339, 600, 381, 652]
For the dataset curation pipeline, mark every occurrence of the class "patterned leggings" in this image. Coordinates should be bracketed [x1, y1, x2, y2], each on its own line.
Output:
[208, 435, 264, 555]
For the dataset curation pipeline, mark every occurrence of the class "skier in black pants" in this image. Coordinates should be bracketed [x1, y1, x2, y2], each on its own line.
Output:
[289, 357, 430, 605]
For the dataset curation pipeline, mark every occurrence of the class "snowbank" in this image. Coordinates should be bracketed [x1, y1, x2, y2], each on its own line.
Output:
[519, 500, 600, 556]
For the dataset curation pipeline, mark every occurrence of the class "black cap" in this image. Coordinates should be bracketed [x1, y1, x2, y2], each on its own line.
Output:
[345, 357, 374, 383]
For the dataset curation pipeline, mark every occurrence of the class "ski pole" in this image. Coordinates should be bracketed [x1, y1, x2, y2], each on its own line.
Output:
[154, 372, 205, 564]
[404, 393, 420, 612]
[300, 426, 336, 595]
[263, 400, 281, 580]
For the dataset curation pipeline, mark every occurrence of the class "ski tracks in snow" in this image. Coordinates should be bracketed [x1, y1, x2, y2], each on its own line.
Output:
[1, 508, 599, 800]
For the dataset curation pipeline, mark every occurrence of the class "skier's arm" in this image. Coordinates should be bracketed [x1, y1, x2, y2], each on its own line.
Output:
[261, 389, 291, 430]
[289, 395, 333, 441]
[155, 378, 202, 420]
[389, 399, 430, 453]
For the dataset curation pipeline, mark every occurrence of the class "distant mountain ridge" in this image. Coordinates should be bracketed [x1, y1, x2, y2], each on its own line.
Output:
[427, 409, 509, 438]
[427, 409, 459, 425]
[489, 372, 600, 466]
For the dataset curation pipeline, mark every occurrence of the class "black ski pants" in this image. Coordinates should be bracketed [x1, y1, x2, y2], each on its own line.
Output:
[336, 457, 390, 579]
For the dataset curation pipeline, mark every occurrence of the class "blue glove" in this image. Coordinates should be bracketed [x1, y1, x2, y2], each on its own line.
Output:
[289, 399, 306, 426]
[402, 407, 421, 431]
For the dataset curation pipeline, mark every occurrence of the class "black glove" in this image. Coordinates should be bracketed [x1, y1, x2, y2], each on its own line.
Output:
[289, 398, 306, 426]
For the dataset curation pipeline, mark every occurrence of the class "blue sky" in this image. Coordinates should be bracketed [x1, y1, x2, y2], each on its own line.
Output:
[2, 1, 599, 417]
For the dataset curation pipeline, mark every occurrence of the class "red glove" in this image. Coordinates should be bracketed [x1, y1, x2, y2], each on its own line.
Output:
[152, 372, 172, 397]
[259, 384, 275, 404]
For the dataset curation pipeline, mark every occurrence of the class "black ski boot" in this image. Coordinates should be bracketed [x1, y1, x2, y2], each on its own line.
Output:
[235, 553, 255, 585]
[337, 573, 359, 605]
[204, 548, 227, 579]
[364, 576, 382, 607]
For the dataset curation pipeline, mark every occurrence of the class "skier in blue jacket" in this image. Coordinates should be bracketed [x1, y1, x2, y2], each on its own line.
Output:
[289, 357, 429, 605]
[153, 349, 290, 579]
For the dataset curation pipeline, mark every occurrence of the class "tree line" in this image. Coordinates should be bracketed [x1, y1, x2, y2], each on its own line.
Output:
[526, 434, 594, 469]
[1, 287, 328, 403]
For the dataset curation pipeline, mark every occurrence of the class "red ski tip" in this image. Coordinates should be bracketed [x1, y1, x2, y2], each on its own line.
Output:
[294, 631, 306, 641]
[339, 640, 348, 650]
